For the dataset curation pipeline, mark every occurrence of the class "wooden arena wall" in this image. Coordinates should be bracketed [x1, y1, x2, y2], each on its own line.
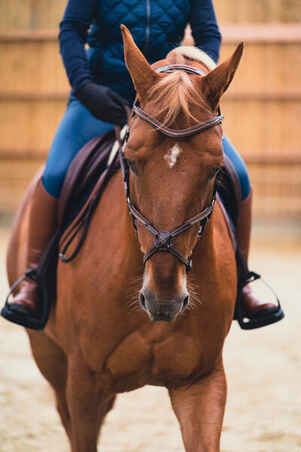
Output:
[0, 1, 300, 219]
[1, 0, 300, 31]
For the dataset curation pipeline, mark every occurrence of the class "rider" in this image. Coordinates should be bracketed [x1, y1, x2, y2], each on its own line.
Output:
[2, 0, 281, 329]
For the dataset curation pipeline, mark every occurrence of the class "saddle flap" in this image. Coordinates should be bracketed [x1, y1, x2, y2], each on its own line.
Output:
[58, 131, 116, 227]
[217, 154, 242, 230]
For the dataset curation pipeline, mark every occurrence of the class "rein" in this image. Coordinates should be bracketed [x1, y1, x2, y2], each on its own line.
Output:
[120, 64, 223, 272]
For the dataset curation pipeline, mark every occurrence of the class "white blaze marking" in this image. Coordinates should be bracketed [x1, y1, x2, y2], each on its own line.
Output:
[164, 144, 181, 168]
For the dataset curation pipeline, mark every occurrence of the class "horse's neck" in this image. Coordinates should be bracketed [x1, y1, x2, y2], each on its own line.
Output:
[195, 216, 216, 262]
[93, 171, 143, 272]
[193, 201, 233, 275]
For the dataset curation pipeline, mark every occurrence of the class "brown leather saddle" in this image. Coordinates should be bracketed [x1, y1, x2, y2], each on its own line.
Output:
[58, 130, 117, 230]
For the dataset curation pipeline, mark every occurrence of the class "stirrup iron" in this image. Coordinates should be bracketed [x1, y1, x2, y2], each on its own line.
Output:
[1, 269, 46, 330]
[236, 271, 285, 330]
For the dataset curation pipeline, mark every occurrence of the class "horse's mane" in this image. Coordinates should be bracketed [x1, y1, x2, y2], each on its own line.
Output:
[148, 63, 211, 126]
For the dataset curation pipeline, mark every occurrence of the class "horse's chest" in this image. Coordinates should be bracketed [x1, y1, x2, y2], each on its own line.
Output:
[151, 336, 202, 382]
[104, 329, 207, 392]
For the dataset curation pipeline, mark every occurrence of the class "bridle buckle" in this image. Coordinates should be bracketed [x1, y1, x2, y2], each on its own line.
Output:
[154, 232, 173, 249]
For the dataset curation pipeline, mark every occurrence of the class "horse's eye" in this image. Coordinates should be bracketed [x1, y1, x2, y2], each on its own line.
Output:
[209, 167, 220, 179]
[128, 160, 138, 175]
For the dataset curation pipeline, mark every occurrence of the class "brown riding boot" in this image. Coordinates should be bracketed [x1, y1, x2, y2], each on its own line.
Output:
[236, 190, 278, 317]
[2, 178, 57, 328]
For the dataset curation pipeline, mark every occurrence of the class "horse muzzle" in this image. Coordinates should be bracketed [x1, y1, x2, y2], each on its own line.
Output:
[139, 288, 189, 322]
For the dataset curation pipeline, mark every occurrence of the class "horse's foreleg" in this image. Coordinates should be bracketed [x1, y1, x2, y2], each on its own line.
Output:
[168, 362, 227, 452]
[66, 353, 114, 452]
[27, 331, 71, 438]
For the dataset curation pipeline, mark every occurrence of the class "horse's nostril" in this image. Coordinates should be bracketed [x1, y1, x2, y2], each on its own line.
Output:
[183, 295, 189, 308]
[139, 292, 146, 308]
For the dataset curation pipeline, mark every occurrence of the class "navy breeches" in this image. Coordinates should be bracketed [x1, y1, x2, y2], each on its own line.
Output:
[42, 96, 251, 200]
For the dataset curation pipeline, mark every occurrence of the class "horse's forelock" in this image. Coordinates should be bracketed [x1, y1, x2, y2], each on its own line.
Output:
[147, 69, 210, 126]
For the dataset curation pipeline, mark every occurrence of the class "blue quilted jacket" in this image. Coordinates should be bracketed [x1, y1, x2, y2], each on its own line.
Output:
[59, 0, 221, 100]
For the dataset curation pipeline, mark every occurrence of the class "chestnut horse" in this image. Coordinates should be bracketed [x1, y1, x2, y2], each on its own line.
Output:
[7, 26, 243, 452]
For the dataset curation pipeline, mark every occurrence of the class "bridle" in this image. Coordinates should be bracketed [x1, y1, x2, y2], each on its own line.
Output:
[119, 64, 224, 272]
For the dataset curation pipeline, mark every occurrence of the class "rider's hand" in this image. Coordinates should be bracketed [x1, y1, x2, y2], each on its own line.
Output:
[75, 82, 129, 126]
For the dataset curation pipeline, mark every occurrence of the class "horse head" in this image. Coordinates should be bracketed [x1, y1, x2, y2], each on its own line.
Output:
[121, 25, 243, 322]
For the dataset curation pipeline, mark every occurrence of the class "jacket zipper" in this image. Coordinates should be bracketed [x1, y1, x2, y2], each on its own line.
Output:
[144, 0, 151, 54]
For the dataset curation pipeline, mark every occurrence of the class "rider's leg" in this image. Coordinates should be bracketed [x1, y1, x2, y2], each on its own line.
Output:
[222, 135, 278, 316]
[8, 179, 58, 316]
[6, 96, 114, 322]
[42, 96, 114, 198]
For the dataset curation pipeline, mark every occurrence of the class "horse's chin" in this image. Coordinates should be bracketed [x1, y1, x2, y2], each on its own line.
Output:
[143, 302, 184, 323]
[148, 311, 178, 323]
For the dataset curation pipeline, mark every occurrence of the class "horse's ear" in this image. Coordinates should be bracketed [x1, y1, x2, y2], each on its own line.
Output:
[121, 24, 161, 100]
[201, 43, 244, 111]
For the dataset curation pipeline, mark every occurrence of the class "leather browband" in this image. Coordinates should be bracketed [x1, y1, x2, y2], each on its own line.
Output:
[133, 105, 223, 138]
[133, 64, 224, 139]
